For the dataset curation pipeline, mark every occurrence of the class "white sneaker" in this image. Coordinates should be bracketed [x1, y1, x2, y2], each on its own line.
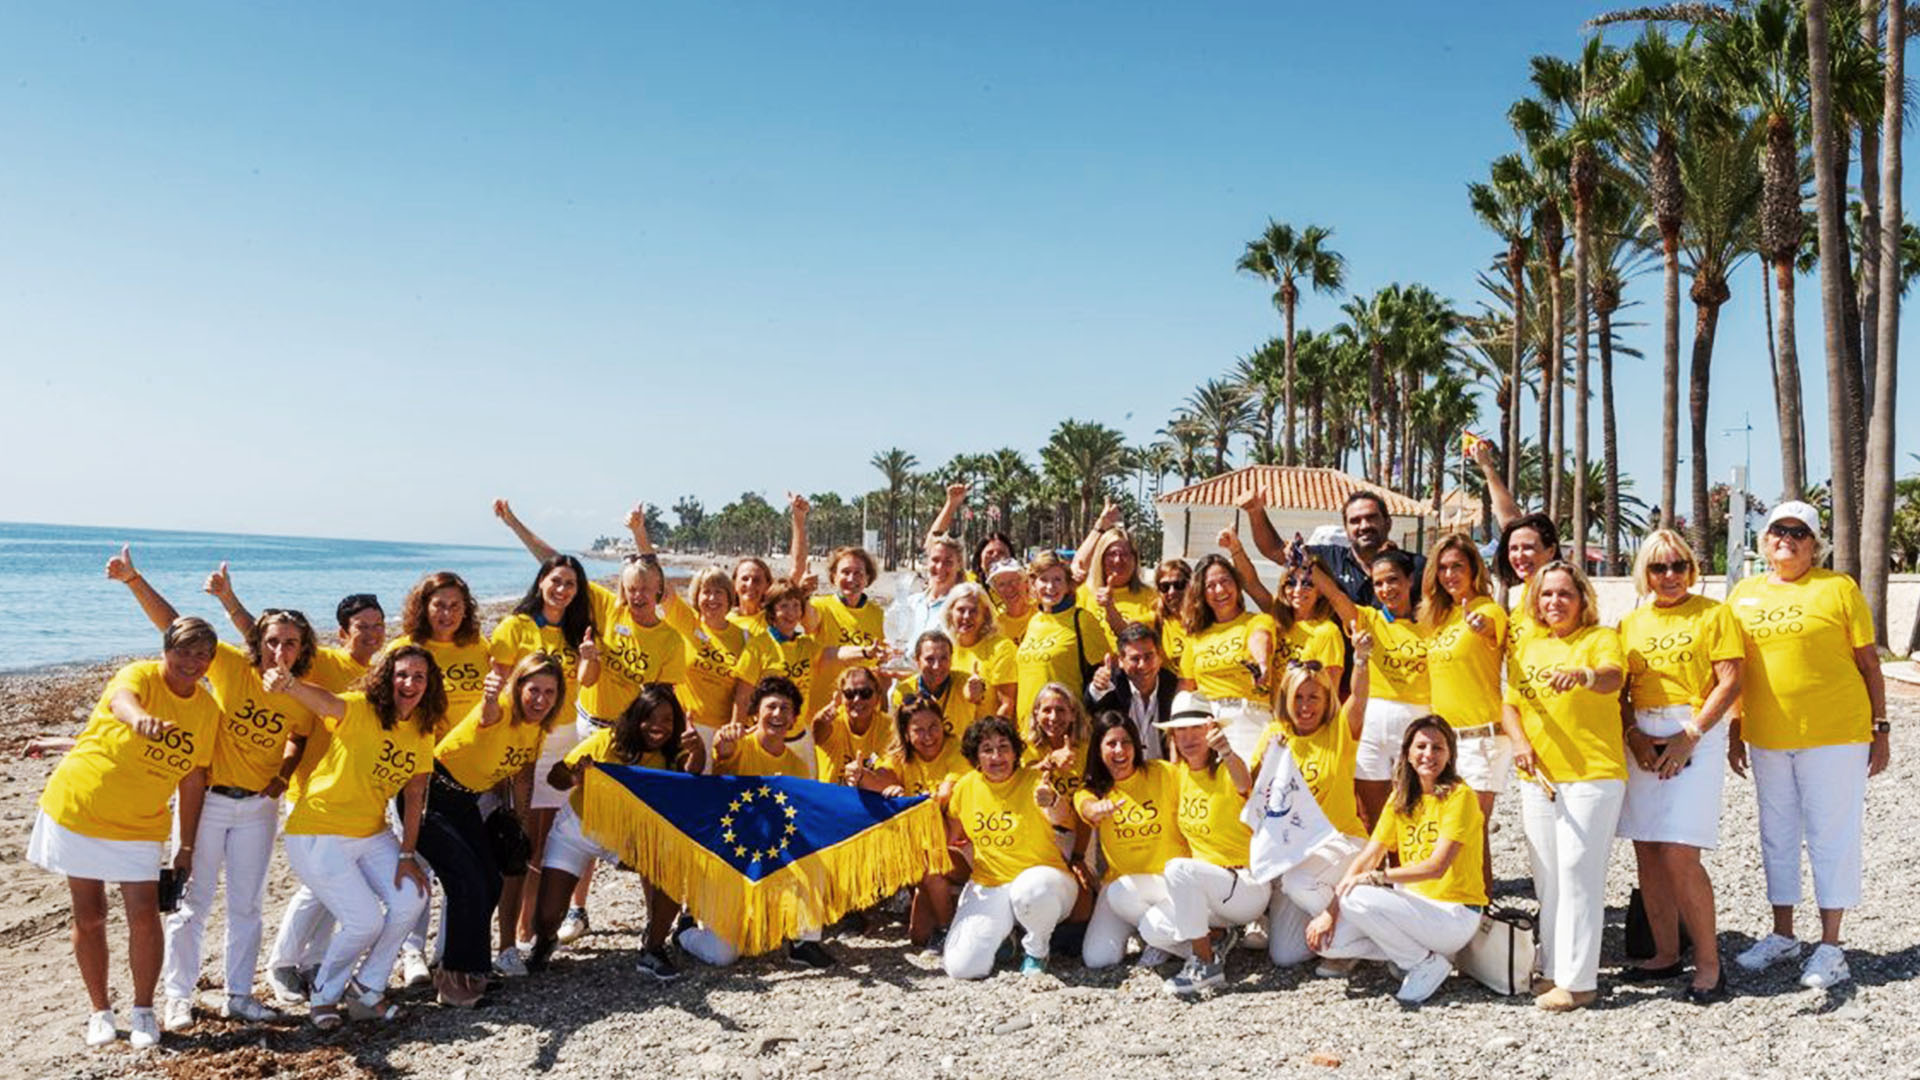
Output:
[556, 906, 590, 945]
[266, 965, 306, 1004]
[1395, 952, 1453, 1004]
[84, 1010, 117, 1047]
[1735, 933, 1802, 972]
[1135, 946, 1177, 969]
[221, 994, 283, 1022]
[493, 946, 529, 978]
[159, 996, 193, 1032]
[400, 946, 433, 989]
[1799, 943, 1850, 990]
[128, 1006, 160, 1049]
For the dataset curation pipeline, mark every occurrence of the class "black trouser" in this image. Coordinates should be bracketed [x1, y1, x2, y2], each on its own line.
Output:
[416, 768, 503, 976]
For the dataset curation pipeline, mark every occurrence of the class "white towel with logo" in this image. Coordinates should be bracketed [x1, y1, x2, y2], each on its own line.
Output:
[1242, 733, 1341, 883]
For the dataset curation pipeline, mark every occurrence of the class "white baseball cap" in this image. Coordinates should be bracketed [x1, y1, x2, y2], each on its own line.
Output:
[1763, 500, 1823, 543]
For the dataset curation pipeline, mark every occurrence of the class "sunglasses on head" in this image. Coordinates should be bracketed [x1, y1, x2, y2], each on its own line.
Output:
[1158, 579, 1188, 592]
[1767, 523, 1814, 541]
[1287, 659, 1324, 673]
[1646, 560, 1690, 576]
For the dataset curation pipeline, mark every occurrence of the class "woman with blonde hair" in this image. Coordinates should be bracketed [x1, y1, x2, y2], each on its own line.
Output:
[1013, 551, 1107, 719]
[1617, 529, 1742, 1003]
[1725, 501, 1888, 991]
[661, 565, 752, 746]
[1075, 502, 1157, 639]
[1503, 561, 1619, 1011]
[940, 582, 1018, 720]
[1175, 553, 1275, 762]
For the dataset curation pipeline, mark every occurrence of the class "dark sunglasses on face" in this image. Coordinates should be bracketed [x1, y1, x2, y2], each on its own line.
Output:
[1158, 579, 1188, 593]
[1647, 560, 1690, 576]
[842, 687, 876, 701]
[1767, 523, 1814, 541]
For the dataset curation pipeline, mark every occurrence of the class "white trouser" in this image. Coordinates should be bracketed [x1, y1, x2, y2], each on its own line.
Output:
[678, 923, 820, 967]
[1214, 699, 1275, 766]
[163, 790, 279, 1000]
[1750, 743, 1869, 910]
[1141, 859, 1271, 959]
[1082, 873, 1174, 969]
[1521, 778, 1624, 992]
[1318, 885, 1481, 970]
[943, 866, 1078, 979]
[1356, 698, 1428, 782]
[542, 805, 615, 878]
[1268, 834, 1362, 966]
[268, 885, 334, 972]
[284, 831, 429, 1006]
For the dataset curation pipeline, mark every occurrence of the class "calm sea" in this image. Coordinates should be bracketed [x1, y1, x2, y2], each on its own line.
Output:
[0, 522, 579, 672]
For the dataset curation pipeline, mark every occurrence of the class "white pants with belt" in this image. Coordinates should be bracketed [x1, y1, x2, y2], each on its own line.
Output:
[1521, 778, 1624, 992]
[1751, 742, 1869, 910]
[1139, 858, 1271, 960]
[1081, 872, 1174, 969]
[162, 790, 279, 1000]
[1317, 884, 1481, 970]
[1214, 699, 1275, 768]
[943, 866, 1078, 979]
[284, 831, 428, 1006]
[1268, 834, 1362, 966]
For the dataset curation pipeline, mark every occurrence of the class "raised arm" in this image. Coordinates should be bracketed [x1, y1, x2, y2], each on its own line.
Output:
[926, 482, 970, 548]
[1219, 527, 1273, 612]
[262, 668, 347, 720]
[1233, 491, 1288, 567]
[625, 502, 658, 556]
[1340, 623, 1373, 740]
[203, 561, 257, 639]
[787, 492, 810, 584]
[1306, 557, 1361, 629]
[493, 498, 559, 563]
[105, 544, 180, 632]
[1471, 440, 1521, 529]
[1070, 499, 1123, 582]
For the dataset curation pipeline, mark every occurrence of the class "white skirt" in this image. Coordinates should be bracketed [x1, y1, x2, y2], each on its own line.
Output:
[1616, 704, 1727, 849]
[542, 805, 616, 878]
[530, 715, 588, 811]
[27, 811, 164, 883]
[1454, 732, 1513, 796]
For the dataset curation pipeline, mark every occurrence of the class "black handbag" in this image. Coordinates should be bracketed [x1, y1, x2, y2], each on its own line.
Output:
[486, 808, 534, 877]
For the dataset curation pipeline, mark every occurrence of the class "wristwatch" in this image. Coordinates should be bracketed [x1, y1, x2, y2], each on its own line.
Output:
[1872, 719, 1891, 735]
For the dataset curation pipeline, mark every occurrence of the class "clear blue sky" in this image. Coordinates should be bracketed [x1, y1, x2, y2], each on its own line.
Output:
[2, 2, 1913, 547]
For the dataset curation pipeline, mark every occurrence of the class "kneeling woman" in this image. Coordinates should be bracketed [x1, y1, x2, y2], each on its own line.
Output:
[418, 653, 565, 1006]
[1307, 716, 1486, 1005]
[944, 716, 1080, 978]
[535, 684, 704, 980]
[1075, 713, 1186, 970]
[268, 646, 442, 1028]
[865, 695, 972, 948]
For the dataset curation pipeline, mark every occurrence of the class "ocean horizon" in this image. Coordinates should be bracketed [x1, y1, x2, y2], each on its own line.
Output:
[0, 521, 570, 672]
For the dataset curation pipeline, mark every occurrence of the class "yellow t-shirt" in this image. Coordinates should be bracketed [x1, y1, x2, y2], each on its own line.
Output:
[887, 738, 972, 797]
[1274, 616, 1344, 674]
[1175, 759, 1253, 867]
[728, 608, 770, 637]
[731, 629, 825, 719]
[580, 583, 688, 721]
[1424, 597, 1508, 730]
[1160, 617, 1188, 675]
[286, 694, 436, 838]
[949, 768, 1070, 887]
[40, 661, 220, 841]
[1014, 604, 1106, 718]
[888, 674, 981, 739]
[1505, 625, 1628, 783]
[1022, 738, 1090, 800]
[950, 632, 1018, 710]
[1178, 611, 1277, 700]
[434, 701, 548, 793]
[1620, 594, 1745, 710]
[1077, 580, 1157, 646]
[810, 593, 884, 657]
[563, 729, 670, 812]
[1354, 606, 1429, 704]
[487, 616, 582, 722]
[307, 647, 371, 693]
[717, 733, 810, 779]
[1073, 760, 1187, 880]
[388, 634, 493, 737]
[663, 604, 750, 728]
[1252, 718, 1364, 838]
[203, 642, 319, 793]
[814, 706, 895, 784]
[1727, 570, 1876, 750]
[995, 602, 1034, 645]
[1371, 782, 1487, 906]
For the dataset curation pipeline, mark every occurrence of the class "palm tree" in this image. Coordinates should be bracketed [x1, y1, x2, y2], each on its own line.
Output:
[1507, 124, 1571, 521]
[1178, 379, 1256, 476]
[1040, 420, 1129, 538]
[1237, 221, 1347, 465]
[1341, 287, 1398, 483]
[870, 448, 919, 570]
[1589, 176, 1659, 572]
[975, 447, 1035, 542]
[1807, 0, 1862, 577]
[1469, 155, 1537, 496]
[1864, 0, 1904, 641]
[1231, 339, 1287, 462]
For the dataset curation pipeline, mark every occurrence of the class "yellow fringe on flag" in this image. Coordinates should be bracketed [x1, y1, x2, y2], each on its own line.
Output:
[581, 769, 953, 957]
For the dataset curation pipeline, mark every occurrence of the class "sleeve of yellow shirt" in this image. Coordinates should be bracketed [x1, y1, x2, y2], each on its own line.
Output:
[1704, 602, 1745, 664]
[1839, 576, 1875, 649]
[732, 636, 767, 684]
[487, 619, 521, 668]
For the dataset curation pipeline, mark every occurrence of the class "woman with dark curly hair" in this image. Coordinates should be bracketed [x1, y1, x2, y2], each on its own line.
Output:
[269, 645, 444, 1028]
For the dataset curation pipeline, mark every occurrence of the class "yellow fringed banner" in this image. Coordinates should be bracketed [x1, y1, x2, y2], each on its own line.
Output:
[582, 766, 952, 957]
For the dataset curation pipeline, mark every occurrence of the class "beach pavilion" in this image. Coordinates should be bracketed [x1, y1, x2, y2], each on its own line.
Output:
[1153, 465, 1441, 570]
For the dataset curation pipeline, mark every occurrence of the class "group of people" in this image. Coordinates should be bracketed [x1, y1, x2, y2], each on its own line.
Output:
[27, 460, 1890, 1049]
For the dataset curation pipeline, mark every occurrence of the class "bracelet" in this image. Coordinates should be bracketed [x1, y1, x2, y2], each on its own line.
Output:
[1680, 718, 1704, 740]
[1367, 869, 1388, 887]
[1581, 667, 1595, 688]
[397, 852, 418, 863]
[1872, 720, 1891, 735]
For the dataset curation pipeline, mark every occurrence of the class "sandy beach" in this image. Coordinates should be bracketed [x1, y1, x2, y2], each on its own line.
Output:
[3, 590, 1917, 1079]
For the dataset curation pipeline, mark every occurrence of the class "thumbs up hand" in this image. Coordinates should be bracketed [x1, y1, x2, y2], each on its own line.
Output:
[204, 561, 234, 602]
[106, 543, 139, 583]
[964, 661, 986, 705]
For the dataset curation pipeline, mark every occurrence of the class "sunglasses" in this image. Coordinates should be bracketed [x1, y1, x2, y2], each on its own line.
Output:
[1158, 579, 1189, 593]
[1767, 523, 1814, 541]
[842, 687, 876, 701]
[1646, 560, 1690, 576]
[1287, 659, 1324, 673]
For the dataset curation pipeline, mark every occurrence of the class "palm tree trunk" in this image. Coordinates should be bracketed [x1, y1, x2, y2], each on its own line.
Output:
[1859, 107, 1882, 429]
[1771, 258, 1809, 498]
[1571, 191, 1591, 570]
[1283, 299, 1298, 466]
[1508, 248, 1528, 499]
[1867, 0, 1903, 643]
[1368, 343, 1385, 483]
[1599, 303, 1620, 574]
[1688, 283, 1729, 565]
[1807, 0, 1861, 578]
[1548, 253, 1566, 525]
[1660, 227, 1680, 529]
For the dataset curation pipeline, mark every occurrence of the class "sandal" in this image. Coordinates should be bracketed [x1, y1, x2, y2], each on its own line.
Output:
[309, 1004, 343, 1031]
[343, 981, 402, 1023]
[433, 970, 486, 1009]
